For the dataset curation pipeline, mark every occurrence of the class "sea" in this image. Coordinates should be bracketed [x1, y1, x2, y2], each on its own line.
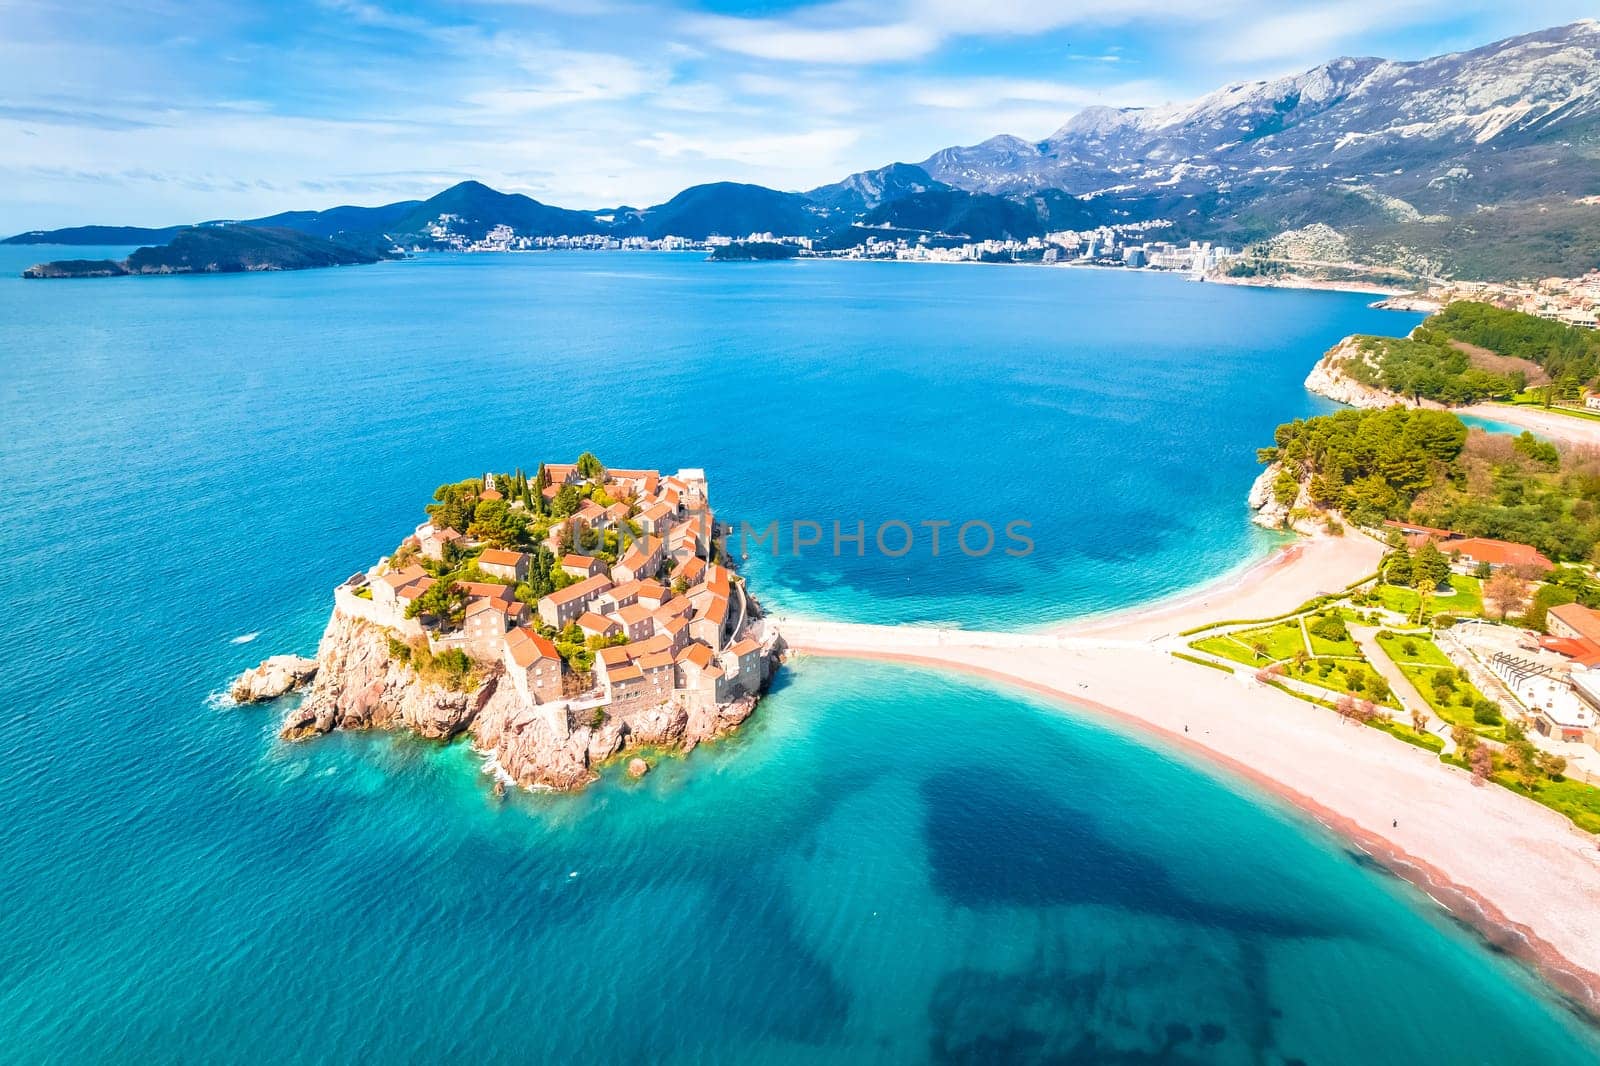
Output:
[3, 247, 1597, 1063]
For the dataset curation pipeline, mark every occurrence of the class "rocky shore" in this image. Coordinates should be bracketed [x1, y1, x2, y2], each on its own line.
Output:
[260, 610, 764, 791]
[229, 655, 317, 703]
[1302, 336, 1433, 410]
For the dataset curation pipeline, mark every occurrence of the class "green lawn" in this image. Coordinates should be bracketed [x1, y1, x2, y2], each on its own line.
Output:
[1375, 630, 1453, 668]
[1190, 620, 1306, 666]
[1278, 657, 1401, 708]
[1369, 717, 1446, 752]
[1376, 575, 1483, 620]
[1499, 774, 1600, 835]
[1392, 658, 1505, 740]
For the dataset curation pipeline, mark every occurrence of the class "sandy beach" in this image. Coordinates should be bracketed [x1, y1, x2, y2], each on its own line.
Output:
[770, 530, 1600, 1018]
[1060, 530, 1384, 641]
[1461, 402, 1600, 448]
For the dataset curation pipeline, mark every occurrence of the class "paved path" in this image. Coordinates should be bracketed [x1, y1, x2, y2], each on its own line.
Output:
[1351, 626, 1456, 754]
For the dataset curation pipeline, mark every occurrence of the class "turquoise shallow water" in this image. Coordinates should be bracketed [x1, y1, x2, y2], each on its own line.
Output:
[3, 248, 1596, 1062]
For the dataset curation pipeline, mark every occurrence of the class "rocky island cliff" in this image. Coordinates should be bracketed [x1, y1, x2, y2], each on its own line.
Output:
[235, 460, 776, 792]
[280, 611, 763, 790]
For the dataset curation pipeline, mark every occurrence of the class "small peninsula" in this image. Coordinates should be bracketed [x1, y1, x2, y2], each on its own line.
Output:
[1306, 301, 1600, 409]
[22, 224, 399, 278]
[236, 458, 775, 791]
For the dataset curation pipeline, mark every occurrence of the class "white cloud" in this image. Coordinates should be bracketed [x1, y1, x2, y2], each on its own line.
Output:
[1208, 0, 1438, 65]
[637, 127, 862, 169]
[690, 14, 939, 64]
[690, 0, 1234, 65]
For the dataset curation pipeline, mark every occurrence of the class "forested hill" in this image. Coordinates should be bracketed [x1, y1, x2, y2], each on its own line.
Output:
[22, 226, 398, 278]
[1260, 407, 1600, 561]
[1328, 302, 1600, 405]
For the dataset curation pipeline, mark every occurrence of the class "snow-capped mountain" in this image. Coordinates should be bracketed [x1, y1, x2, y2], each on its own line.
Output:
[914, 19, 1600, 208]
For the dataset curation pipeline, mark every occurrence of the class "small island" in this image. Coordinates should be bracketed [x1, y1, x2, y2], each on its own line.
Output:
[22, 224, 399, 278]
[707, 240, 799, 261]
[235, 457, 775, 791]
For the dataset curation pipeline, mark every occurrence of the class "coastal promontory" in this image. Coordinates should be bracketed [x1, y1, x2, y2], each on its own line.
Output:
[1303, 300, 1600, 412]
[22, 224, 399, 278]
[239, 459, 776, 792]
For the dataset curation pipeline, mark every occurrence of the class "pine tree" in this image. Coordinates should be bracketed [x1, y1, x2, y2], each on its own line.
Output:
[1412, 539, 1450, 590]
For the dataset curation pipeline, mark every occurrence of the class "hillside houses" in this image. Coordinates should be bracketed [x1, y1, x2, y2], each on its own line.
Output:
[332, 457, 769, 741]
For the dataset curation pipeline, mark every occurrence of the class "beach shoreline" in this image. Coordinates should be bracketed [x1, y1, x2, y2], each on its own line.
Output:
[1206, 272, 1419, 298]
[771, 523, 1600, 1024]
[785, 643, 1600, 1023]
[1460, 402, 1600, 448]
[1056, 528, 1383, 641]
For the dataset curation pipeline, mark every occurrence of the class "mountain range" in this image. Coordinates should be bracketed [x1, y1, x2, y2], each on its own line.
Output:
[8, 20, 1600, 280]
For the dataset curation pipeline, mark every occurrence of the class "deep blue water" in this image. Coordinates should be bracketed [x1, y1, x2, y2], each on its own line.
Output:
[4, 247, 1597, 1062]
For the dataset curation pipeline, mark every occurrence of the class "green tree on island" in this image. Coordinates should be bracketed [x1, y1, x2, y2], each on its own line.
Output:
[406, 580, 470, 628]
[551, 483, 581, 518]
[576, 452, 604, 480]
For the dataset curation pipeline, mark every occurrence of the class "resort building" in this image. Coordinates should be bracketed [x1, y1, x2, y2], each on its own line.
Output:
[1449, 538, 1554, 575]
[561, 554, 606, 579]
[613, 535, 664, 584]
[577, 611, 622, 641]
[418, 525, 463, 561]
[616, 603, 656, 642]
[477, 548, 529, 584]
[503, 627, 563, 704]
[1546, 603, 1600, 645]
[538, 574, 612, 629]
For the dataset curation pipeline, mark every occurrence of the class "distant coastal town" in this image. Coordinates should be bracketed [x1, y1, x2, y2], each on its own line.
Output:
[423, 218, 1600, 327]
[425, 217, 1240, 274]
[234, 457, 775, 790]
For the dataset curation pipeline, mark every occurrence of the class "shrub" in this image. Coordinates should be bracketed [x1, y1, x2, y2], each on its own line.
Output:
[1473, 699, 1503, 726]
[1309, 615, 1350, 642]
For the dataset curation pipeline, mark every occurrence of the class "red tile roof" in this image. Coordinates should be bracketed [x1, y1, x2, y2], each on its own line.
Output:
[618, 603, 654, 625]
[676, 642, 715, 668]
[460, 581, 516, 603]
[1451, 538, 1553, 572]
[631, 634, 673, 656]
[478, 548, 526, 567]
[577, 611, 620, 634]
[397, 576, 436, 600]
[1539, 636, 1600, 667]
[1549, 603, 1600, 644]
[380, 563, 429, 590]
[544, 574, 612, 606]
[505, 626, 560, 667]
[598, 645, 635, 667]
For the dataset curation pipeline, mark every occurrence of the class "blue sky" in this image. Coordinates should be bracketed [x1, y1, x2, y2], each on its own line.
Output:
[1, 0, 1595, 230]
